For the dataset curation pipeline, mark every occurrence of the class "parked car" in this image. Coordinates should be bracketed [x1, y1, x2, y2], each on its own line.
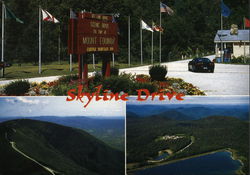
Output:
[188, 58, 215, 73]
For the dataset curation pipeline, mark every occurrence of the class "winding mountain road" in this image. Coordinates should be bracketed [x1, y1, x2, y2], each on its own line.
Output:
[9, 141, 57, 175]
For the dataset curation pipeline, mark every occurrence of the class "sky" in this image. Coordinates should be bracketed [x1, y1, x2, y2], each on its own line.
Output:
[0, 96, 248, 118]
[127, 95, 250, 105]
[0, 97, 125, 118]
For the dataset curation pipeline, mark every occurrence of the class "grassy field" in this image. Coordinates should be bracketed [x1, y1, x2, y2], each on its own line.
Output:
[0, 61, 146, 80]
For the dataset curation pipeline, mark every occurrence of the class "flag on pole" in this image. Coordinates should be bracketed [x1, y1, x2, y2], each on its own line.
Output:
[160, 2, 174, 15]
[152, 22, 163, 32]
[70, 9, 77, 19]
[4, 5, 24, 23]
[141, 20, 153, 32]
[42, 9, 59, 23]
[221, 1, 231, 17]
[244, 17, 250, 28]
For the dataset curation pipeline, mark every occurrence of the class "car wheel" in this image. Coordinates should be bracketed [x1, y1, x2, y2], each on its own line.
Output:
[192, 66, 196, 72]
[208, 68, 214, 73]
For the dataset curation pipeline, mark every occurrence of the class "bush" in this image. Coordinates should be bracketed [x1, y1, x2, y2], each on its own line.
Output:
[130, 82, 158, 95]
[50, 83, 79, 96]
[231, 56, 244, 63]
[110, 67, 119, 76]
[57, 74, 78, 84]
[231, 56, 250, 64]
[4, 80, 30, 95]
[102, 75, 133, 93]
[149, 65, 168, 81]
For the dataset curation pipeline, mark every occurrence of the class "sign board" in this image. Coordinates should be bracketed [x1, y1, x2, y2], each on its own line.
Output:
[0, 62, 4, 69]
[68, 12, 118, 54]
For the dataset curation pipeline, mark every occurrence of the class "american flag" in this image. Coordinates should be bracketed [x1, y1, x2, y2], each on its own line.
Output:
[160, 2, 174, 15]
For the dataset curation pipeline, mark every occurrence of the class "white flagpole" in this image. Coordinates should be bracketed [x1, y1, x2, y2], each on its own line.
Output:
[69, 9, 73, 72]
[58, 26, 61, 64]
[140, 19, 143, 65]
[151, 21, 154, 65]
[70, 54, 72, 72]
[112, 53, 115, 67]
[1, 1, 4, 77]
[128, 16, 131, 67]
[39, 6, 42, 74]
[1, 1, 4, 63]
[92, 54, 95, 69]
[243, 17, 246, 63]
[220, 14, 223, 63]
[159, 2, 162, 64]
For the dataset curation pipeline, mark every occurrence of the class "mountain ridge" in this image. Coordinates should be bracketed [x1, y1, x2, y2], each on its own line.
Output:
[0, 119, 124, 175]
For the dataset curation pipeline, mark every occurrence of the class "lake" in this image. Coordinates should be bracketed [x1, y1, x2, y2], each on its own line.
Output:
[154, 152, 169, 161]
[134, 151, 242, 175]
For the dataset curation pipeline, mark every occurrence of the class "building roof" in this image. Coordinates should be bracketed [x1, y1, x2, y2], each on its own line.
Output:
[214, 30, 250, 43]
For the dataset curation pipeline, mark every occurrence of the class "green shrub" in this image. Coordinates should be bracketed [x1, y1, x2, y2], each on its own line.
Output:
[231, 56, 244, 63]
[57, 74, 78, 84]
[110, 67, 119, 76]
[149, 65, 168, 81]
[231, 56, 250, 64]
[50, 83, 79, 96]
[91, 73, 103, 85]
[4, 80, 30, 95]
[130, 82, 157, 95]
[102, 76, 133, 93]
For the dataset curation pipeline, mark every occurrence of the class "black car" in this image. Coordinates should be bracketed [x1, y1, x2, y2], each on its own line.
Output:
[188, 58, 215, 73]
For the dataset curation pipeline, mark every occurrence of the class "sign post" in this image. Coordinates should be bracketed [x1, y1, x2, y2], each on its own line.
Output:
[68, 12, 118, 82]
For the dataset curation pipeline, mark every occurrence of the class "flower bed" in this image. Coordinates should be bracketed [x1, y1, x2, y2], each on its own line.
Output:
[0, 73, 205, 96]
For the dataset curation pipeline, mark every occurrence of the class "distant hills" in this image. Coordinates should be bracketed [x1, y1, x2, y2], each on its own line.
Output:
[0, 119, 124, 175]
[0, 116, 125, 151]
[127, 104, 249, 120]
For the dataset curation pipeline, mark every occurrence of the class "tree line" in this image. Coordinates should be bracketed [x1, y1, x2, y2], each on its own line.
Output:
[1, 0, 249, 64]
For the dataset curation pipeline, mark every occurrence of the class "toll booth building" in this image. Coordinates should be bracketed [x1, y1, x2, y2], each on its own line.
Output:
[214, 30, 250, 61]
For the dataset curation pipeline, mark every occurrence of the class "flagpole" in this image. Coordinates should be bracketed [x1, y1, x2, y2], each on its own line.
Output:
[220, 13, 223, 63]
[39, 6, 42, 74]
[1, 1, 4, 77]
[140, 19, 143, 65]
[69, 54, 73, 72]
[112, 53, 115, 67]
[1, 1, 4, 62]
[151, 21, 154, 65]
[69, 8, 73, 72]
[128, 16, 131, 67]
[92, 54, 95, 69]
[58, 25, 61, 64]
[243, 17, 246, 62]
[159, 2, 162, 64]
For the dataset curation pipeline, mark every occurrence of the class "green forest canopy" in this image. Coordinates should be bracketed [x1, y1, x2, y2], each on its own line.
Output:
[1, 0, 249, 63]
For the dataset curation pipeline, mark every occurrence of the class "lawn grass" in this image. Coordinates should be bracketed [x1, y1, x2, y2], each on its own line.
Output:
[0, 61, 147, 80]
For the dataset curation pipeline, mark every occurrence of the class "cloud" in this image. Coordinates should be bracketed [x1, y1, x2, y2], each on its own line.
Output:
[5, 98, 16, 104]
[16, 97, 40, 105]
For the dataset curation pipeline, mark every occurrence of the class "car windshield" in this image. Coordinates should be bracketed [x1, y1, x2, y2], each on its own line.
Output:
[194, 58, 211, 63]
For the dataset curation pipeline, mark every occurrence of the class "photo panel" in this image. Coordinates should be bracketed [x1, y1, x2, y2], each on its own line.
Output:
[126, 96, 249, 175]
[0, 96, 126, 175]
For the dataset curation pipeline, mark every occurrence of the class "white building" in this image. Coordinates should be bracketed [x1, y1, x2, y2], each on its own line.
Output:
[214, 30, 250, 60]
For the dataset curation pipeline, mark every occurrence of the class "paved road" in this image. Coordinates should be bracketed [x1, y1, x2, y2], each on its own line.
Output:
[0, 55, 249, 95]
[121, 55, 249, 95]
[10, 141, 57, 175]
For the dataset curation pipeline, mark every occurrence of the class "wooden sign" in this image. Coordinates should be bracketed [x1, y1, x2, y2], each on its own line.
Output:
[68, 12, 118, 54]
